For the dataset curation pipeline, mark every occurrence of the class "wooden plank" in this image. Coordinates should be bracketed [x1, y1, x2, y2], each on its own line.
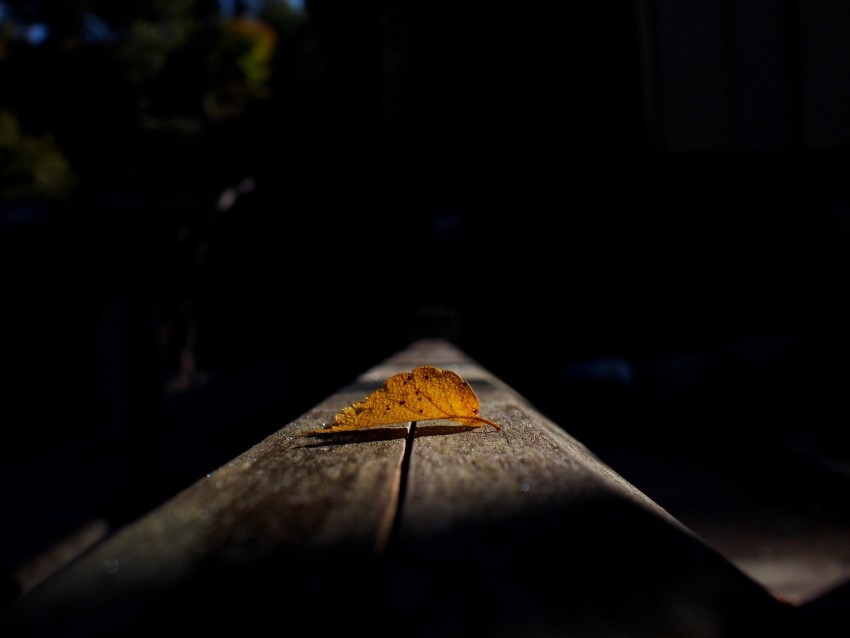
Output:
[3, 339, 804, 637]
[379, 342, 802, 637]
[4, 383, 409, 636]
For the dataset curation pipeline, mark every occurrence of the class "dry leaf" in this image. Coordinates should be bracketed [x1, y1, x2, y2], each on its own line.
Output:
[315, 365, 502, 433]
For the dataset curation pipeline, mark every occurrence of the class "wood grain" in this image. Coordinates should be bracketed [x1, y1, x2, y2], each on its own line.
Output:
[3, 339, 803, 638]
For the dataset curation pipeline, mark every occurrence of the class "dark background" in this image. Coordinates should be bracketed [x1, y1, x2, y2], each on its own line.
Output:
[2, 0, 850, 614]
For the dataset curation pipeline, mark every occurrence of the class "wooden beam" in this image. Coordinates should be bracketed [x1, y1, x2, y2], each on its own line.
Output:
[3, 339, 802, 637]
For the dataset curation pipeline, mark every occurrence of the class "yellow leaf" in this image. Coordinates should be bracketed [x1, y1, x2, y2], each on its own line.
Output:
[315, 366, 502, 433]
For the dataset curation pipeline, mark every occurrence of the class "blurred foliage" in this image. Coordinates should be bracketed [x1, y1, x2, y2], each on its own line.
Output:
[0, 108, 76, 198]
[0, 0, 313, 197]
[203, 17, 279, 119]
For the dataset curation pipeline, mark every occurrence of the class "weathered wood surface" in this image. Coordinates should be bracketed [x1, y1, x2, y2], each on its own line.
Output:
[3, 339, 803, 637]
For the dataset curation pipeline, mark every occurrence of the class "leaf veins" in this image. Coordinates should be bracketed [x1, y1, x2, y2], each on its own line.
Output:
[314, 365, 502, 434]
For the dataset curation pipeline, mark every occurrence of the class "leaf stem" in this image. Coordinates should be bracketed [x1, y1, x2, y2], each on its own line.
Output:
[462, 415, 502, 431]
